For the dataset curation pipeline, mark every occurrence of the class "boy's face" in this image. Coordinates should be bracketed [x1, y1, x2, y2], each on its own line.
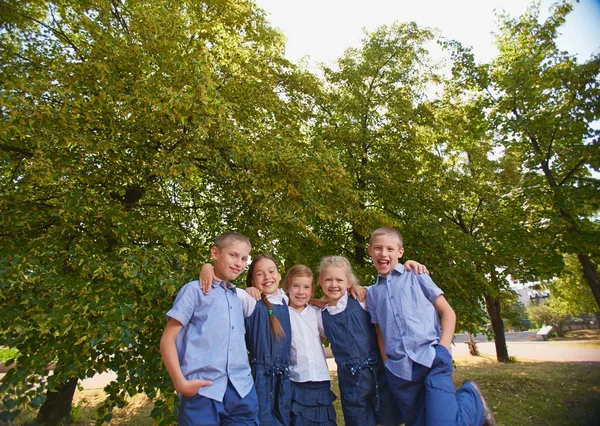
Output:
[251, 257, 281, 296]
[211, 241, 251, 282]
[287, 275, 313, 310]
[320, 266, 350, 304]
[368, 233, 404, 277]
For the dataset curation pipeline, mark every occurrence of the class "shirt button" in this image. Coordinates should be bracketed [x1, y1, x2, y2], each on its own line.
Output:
[231, 326, 234, 329]
[395, 314, 399, 317]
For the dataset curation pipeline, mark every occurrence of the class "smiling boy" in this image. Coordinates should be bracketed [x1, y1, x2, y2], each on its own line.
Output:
[160, 232, 258, 426]
[366, 227, 497, 426]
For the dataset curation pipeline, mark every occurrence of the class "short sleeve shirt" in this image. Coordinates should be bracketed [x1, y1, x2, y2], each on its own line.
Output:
[366, 264, 444, 380]
[167, 280, 253, 402]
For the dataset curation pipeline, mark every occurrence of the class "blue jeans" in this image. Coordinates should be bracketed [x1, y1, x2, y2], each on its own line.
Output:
[385, 345, 485, 426]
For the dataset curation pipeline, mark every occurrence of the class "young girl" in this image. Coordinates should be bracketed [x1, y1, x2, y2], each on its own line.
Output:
[283, 265, 337, 426]
[317, 255, 403, 426]
[200, 255, 292, 426]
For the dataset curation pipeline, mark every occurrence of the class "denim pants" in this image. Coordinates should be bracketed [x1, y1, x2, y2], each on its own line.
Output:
[385, 345, 485, 426]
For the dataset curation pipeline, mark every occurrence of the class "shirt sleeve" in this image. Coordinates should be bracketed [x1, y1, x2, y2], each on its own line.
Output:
[166, 282, 199, 326]
[235, 287, 257, 317]
[316, 308, 326, 338]
[416, 274, 444, 304]
[366, 286, 378, 324]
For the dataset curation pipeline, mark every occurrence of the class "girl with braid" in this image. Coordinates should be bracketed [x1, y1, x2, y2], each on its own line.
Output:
[199, 255, 292, 426]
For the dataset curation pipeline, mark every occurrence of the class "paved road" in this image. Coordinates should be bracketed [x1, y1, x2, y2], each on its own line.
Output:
[3, 341, 599, 389]
[451, 340, 600, 362]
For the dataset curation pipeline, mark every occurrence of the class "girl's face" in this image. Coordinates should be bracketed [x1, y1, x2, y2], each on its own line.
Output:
[320, 266, 350, 305]
[287, 275, 313, 310]
[251, 258, 281, 296]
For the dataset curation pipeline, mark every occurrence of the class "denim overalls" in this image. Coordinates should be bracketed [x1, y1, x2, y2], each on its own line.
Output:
[322, 296, 402, 426]
[246, 300, 292, 426]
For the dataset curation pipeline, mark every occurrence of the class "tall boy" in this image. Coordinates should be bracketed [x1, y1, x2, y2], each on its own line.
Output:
[160, 232, 259, 425]
[366, 227, 496, 426]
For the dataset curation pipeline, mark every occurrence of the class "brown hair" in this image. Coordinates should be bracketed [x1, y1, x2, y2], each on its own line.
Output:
[214, 232, 251, 250]
[246, 255, 286, 341]
[369, 227, 403, 248]
[318, 256, 359, 288]
[283, 264, 313, 293]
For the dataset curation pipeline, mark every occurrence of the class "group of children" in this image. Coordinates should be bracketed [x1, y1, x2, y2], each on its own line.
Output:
[160, 228, 497, 426]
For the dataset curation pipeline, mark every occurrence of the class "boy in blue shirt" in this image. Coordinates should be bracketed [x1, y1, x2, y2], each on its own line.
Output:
[160, 232, 259, 425]
[366, 227, 496, 426]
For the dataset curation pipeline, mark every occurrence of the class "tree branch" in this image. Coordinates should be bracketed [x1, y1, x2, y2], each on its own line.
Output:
[558, 157, 587, 187]
[0, 143, 34, 158]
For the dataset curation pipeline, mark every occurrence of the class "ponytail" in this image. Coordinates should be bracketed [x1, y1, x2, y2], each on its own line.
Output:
[261, 292, 286, 341]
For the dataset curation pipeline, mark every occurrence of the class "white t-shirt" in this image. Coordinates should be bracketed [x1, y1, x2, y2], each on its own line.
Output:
[289, 305, 331, 383]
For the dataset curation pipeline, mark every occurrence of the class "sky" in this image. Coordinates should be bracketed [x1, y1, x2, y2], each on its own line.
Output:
[254, 0, 600, 69]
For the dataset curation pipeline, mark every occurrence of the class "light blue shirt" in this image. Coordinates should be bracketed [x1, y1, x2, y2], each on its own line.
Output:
[167, 280, 253, 402]
[366, 264, 443, 380]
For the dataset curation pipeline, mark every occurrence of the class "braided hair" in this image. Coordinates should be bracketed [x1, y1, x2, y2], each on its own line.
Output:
[247, 255, 286, 341]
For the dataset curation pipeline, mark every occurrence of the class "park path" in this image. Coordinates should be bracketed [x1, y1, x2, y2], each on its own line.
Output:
[2, 341, 599, 390]
[451, 340, 600, 362]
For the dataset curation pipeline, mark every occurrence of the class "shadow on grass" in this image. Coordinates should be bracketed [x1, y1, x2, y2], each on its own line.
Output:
[3, 361, 599, 425]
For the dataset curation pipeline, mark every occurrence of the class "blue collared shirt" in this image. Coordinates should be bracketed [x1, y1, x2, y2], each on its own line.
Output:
[167, 279, 253, 402]
[366, 264, 444, 380]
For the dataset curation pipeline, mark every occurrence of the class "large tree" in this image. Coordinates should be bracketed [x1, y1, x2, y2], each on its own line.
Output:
[0, 0, 336, 423]
[447, 0, 600, 310]
[310, 23, 491, 331]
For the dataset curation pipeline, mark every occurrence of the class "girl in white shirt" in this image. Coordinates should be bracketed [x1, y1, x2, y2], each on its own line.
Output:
[283, 265, 337, 426]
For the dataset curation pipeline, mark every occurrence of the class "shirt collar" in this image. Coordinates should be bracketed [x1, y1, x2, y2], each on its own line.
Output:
[377, 263, 405, 284]
[212, 279, 237, 293]
[325, 292, 348, 313]
[266, 288, 289, 303]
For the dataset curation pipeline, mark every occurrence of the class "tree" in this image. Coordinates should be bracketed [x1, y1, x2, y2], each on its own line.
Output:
[447, 0, 600, 311]
[548, 254, 599, 322]
[0, 1, 336, 423]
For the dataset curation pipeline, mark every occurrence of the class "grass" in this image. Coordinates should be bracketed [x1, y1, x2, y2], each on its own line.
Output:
[549, 329, 600, 348]
[4, 361, 598, 426]
[2, 329, 599, 425]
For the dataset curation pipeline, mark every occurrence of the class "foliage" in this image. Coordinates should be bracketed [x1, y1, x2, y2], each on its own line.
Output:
[548, 254, 600, 316]
[527, 301, 568, 336]
[0, 0, 338, 423]
[446, 0, 600, 309]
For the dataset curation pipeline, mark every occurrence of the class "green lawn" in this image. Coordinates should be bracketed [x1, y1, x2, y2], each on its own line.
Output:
[4, 361, 598, 425]
[3, 330, 600, 426]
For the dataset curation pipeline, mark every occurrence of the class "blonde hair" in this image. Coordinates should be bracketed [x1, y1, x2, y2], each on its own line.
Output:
[283, 264, 314, 293]
[318, 256, 359, 287]
[214, 232, 251, 250]
[246, 255, 286, 341]
[369, 227, 403, 248]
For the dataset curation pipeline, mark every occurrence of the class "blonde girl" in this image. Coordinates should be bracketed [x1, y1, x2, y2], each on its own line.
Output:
[317, 255, 403, 426]
[283, 265, 336, 426]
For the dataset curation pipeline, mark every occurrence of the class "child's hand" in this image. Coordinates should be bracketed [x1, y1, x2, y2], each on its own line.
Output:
[199, 263, 215, 294]
[176, 378, 213, 397]
[245, 286, 261, 300]
[349, 285, 367, 302]
[404, 260, 429, 275]
[308, 298, 327, 309]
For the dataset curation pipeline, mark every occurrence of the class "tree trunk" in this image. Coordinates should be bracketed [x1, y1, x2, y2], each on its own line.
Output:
[352, 228, 366, 267]
[35, 377, 78, 425]
[484, 295, 510, 362]
[576, 253, 600, 311]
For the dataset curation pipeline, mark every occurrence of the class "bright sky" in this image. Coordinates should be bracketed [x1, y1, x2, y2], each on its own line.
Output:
[254, 0, 600, 69]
